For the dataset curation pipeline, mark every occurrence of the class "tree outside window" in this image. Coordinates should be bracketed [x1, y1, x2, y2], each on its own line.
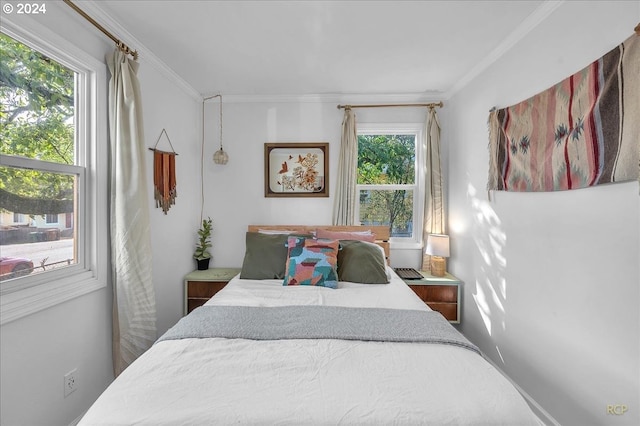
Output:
[357, 133, 417, 239]
[0, 32, 79, 281]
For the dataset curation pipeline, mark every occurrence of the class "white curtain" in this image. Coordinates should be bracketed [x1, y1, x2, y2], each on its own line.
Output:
[421, 107, 445, 270]
[107, 49, 156, 376]
[332, 108, 358, 225]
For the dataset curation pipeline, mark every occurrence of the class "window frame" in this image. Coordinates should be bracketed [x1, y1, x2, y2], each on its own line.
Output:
[356, 123, 425, 249]
[0, 19, 108, 325]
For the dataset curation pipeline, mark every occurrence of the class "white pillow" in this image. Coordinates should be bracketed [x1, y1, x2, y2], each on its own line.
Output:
[258, 229, 298, 235]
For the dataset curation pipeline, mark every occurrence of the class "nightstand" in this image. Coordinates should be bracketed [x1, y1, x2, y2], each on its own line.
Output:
[184, 268, 241, 315]
[404, 271, 461, 323]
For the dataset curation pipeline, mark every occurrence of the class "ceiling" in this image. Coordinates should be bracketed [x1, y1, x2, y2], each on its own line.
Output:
[96, 0, 548, 98]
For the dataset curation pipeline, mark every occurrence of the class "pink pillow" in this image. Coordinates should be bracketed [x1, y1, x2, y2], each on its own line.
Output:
[316, 228, 376, 242]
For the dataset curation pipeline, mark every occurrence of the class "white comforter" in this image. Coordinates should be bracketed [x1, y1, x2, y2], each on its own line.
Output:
[80, 272, 543, 425]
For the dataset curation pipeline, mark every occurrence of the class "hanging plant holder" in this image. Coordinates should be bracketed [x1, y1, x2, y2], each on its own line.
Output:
[213, 148, 228, 164]
[204, 94, 229, 165]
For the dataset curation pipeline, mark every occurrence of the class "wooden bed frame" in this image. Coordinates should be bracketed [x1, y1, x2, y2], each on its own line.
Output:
[247, 225, 391, 262]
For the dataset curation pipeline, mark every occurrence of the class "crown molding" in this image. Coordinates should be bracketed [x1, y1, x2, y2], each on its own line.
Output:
[445, 0, 565, 98]
[218, 92, 446, 104]
[78, 1, 201, 101]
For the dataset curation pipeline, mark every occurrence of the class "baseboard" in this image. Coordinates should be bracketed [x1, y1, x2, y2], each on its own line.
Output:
[480, 351, 560, 426]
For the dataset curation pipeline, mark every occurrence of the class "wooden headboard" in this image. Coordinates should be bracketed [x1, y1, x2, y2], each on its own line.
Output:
[247, 225, 391, 262]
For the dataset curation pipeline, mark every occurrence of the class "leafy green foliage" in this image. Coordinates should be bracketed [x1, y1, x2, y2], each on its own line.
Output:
[193, 218, 213, 260]
[357, 135, 415, 236]
[357, 134, 415, 185]
[0, 33, 74, 126]
[0, 32, 75, 215]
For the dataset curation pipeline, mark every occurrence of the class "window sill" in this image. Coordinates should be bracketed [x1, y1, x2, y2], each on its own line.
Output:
[0, 272, 106, 325]
[390, 241, 423, 251]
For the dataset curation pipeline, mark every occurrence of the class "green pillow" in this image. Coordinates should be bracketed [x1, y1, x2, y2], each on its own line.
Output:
[240, 232, 289, 279]
[337, 240, 389, 284]
[240, 232, 311, 279]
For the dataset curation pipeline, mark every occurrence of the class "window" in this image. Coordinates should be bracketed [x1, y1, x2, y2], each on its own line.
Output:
[45, 214, 59, 225]
[0, 19, 107, 324]
[1, 32, 79, 279]
[356, 124, 424, 246]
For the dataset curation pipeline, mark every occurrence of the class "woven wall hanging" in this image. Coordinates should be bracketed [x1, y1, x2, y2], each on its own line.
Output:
[149, 129, 178, 214]
[487, 29, 639, 193]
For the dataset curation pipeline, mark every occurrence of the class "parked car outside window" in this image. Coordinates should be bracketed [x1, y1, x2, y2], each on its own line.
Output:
[0, 257, 34, 281]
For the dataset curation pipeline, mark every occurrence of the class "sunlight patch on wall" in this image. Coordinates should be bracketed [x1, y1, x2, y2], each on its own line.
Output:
[472, 280, 493, 336]
[448, 212, 467, 235]
[495, 346, 505, 364]
[468, 182, 507, 336]
[473, 276, 506, 337]
[469, 184, 506, 268]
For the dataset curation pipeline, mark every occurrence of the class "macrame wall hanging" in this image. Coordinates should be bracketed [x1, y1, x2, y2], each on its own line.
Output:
[149, 129, 178, 214]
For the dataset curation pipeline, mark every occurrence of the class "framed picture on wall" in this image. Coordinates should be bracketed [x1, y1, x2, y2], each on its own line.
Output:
[264, 142, 329, 197]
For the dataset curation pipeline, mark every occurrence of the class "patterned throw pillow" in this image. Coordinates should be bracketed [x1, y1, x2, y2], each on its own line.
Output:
[283, 236, 339, 289]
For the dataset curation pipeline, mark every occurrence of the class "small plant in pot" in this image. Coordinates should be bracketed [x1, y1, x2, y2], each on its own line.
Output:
[193, 217, 212, 270]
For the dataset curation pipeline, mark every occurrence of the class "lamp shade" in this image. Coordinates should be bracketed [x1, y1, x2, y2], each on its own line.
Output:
[425, 234, 450, 257]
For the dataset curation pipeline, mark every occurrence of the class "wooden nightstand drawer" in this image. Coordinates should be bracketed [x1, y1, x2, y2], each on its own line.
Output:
[187, 298, 210, 313]
[426, 303, 458, 321]
[401, 271, 462, 324]
[408, 285, 457, 303]
[184, 268, 241, 315]
[186, 281, 228, 313]
[187, 281, 227, 298]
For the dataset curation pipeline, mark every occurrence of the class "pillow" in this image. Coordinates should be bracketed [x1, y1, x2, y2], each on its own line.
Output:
[258, 229, 299, 235]
[240, 232, 290, 279]
[316, 228, 376, 242]
[337, 240, 389, 284]
[283, 236, 339, 289]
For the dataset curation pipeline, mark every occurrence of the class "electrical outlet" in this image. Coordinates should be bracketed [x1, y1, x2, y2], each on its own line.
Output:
[64, 369, 77, 397]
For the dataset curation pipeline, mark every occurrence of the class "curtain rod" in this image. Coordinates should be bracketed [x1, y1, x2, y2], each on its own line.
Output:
[337, 102, 443, 110]
[63, 0, 138, 60]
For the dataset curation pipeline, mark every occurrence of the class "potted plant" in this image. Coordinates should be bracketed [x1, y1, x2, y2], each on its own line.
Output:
[193, 217, 212, 270]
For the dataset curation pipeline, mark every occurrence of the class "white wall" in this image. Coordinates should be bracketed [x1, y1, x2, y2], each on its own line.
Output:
[0, 289, 113, 426]
[0, 4, 114, 426]
[0, 3, 201, 425]
[139, 66, 201, 336]
[447, 2, 639, 425]
[202, 99, 437, 272]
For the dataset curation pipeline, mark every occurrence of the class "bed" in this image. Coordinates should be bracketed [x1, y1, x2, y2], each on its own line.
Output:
[79, 225, 543, 425]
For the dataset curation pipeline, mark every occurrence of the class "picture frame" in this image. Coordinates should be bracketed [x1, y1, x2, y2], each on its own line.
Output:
[264, 142, 329, 197]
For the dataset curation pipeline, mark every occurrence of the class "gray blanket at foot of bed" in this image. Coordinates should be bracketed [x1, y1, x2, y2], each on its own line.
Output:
[157, 305, 479, 354]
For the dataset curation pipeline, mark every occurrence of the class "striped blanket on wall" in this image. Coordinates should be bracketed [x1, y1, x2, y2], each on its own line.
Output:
[488, 33, 639, 192]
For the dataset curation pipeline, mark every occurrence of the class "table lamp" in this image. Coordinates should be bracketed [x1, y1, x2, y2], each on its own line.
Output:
[425, 234, 450, 277]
